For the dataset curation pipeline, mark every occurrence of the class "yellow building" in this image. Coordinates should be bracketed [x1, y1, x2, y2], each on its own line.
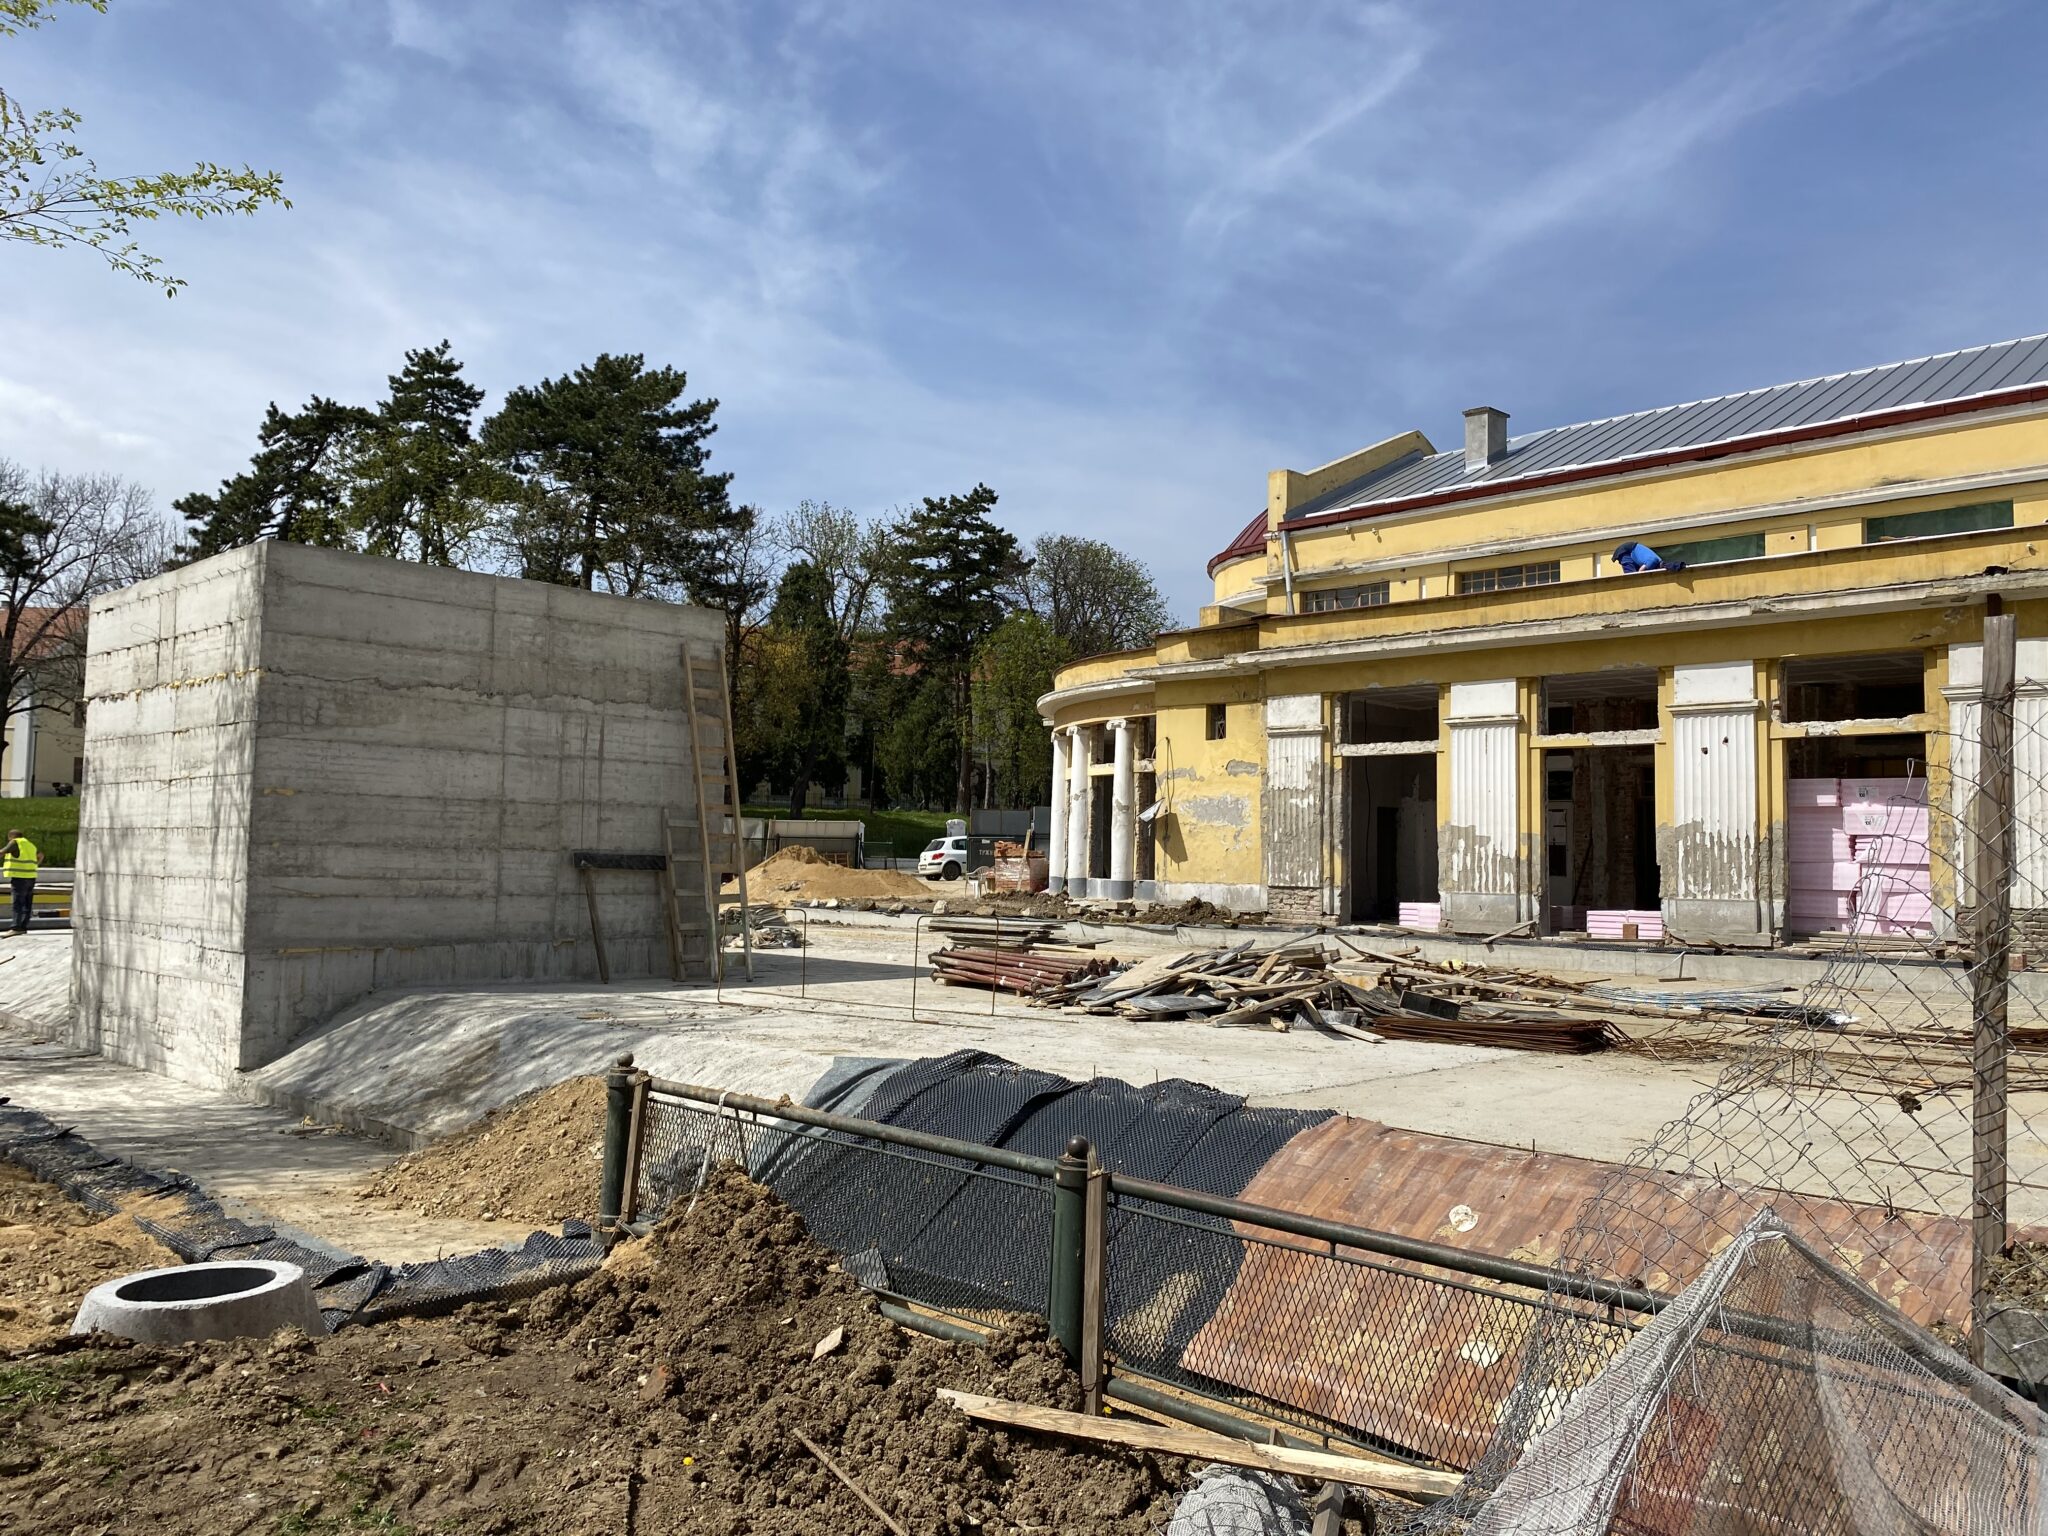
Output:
[1039, 333, 2048, 944]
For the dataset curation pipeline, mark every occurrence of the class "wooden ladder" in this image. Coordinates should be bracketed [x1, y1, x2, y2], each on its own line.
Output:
[666, 641, 753, 982]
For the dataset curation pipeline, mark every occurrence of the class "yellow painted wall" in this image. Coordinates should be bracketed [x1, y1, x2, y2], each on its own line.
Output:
[1150, 679, 1264, 889]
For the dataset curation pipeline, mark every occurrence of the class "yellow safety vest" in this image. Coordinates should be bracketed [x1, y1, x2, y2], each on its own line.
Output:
[3, 837, 37, 881]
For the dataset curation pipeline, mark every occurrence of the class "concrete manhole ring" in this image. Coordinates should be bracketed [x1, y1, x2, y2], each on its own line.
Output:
[73, 1260, 326, 1344]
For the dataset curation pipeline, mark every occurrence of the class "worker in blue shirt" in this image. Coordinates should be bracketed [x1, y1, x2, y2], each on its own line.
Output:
[1613, 541, 1685, 573]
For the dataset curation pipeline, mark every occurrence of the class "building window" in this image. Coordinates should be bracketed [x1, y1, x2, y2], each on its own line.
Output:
[1206, 703, 1227, 740]
[1301, 581, 1391, 613]
[1655, 531, 1766, 567]
[1456, 560, 1561, 595]
[1865, 499, 2013, 543]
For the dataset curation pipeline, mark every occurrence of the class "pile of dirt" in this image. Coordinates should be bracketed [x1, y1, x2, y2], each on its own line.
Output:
[742, 843, 937, 904]
[0, 1164, 174, 1352]
[356, 1076, 605, 1226]
[3, 1170, 1187, 1533]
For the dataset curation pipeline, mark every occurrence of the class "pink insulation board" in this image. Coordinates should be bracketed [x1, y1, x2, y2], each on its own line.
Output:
[1397, 902, 1442, 932]
[1586, 909, 1665, 941]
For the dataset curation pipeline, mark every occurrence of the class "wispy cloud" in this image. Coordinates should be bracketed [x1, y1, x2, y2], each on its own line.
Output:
[1451, 0, 1980, 276]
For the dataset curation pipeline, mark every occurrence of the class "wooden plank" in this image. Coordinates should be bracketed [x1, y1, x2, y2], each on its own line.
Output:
[1971, 609, 2016, 1365]
[935, 1389, 1462, 1500]
[793, 1430, 910, 1536]
[579, 863, 610, 985]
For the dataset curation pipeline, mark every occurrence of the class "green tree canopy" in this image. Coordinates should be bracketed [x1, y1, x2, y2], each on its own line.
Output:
[480, 352, 740, 598]
[883, 483, 1023, 811]
[1012, 532, 1173, 656]
[1, 1, 288, 294]
[743, 560, 851, 814]
[350, 341, 493, 566]
[173, 396, 372, 559]
[971, 611, 1068, 810]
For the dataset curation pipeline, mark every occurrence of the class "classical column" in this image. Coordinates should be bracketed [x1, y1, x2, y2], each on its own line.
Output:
[1046, 727, 1070, 893]
[1667, 661, 1764, 942]
[1066, 726, 1093, 897]
[1108, 718, 1136, 900]
[1442, 679, 1523, 935]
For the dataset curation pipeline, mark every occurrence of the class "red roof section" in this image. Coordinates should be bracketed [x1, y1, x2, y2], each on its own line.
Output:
[1206, 509, 1269, 577]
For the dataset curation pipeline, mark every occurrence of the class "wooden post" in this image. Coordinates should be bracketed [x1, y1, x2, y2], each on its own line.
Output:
[1080, 1153, 1109, 1416]
[1971, 611, 2016, 1365]
[580, 863, 611, 985]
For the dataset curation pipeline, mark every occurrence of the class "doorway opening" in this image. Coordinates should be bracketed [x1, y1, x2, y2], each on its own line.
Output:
[1339, 685, 1440, 925]
[1542, 747, 1660, 936]
[1786, 731, 1931, 938]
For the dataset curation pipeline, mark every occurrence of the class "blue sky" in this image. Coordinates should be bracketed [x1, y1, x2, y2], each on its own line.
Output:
[6, 0, 2046, 617]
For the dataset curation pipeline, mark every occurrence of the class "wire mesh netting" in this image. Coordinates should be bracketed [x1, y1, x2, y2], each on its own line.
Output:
[1469, 1214, 2048, 1536]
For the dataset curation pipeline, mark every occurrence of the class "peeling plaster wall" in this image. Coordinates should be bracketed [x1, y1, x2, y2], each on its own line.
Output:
[1146, 680, 1266, 905]
[1443, 679, 1524, 932]
[1665, 660, 1766, 941]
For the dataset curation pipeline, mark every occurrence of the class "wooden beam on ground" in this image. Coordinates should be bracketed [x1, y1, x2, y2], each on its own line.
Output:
[935, 1389, 1463, 1500]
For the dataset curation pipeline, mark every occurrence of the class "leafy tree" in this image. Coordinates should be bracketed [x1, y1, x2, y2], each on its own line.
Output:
[883, 484, 1022, 812]
[1012, 533, 1172, 657]
[1, 0, 288, 295]
[0, 459, 169, 763]
[481, 353, 738, 598]
[971, 612, 1068, 809]
[350, 341, 494, 566]
[744, 561, 850, 815]
[778, 499, 898, 643]
[173, 396, 372, 559]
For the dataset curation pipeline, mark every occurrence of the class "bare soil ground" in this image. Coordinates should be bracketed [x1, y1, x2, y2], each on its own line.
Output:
[0, 1163, 174, 1353]
[356, 1076, 605, 1227]
[741, 845, 937, 905]
[4, 1169, 1187, 1534]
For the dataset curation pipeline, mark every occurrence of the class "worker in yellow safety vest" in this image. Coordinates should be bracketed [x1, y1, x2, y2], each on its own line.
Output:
[2, 829, 37, 936]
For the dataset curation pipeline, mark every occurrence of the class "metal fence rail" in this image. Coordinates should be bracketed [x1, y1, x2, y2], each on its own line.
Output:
[609, 1070, 1661, 1472]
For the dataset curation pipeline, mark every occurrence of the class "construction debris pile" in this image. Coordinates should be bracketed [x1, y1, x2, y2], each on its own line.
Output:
[1031, 940, 1625, 1054]
[928, 916, 1118, 994]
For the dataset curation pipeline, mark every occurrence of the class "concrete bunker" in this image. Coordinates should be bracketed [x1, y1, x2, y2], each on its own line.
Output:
[1538, 669, 1661, 938]
[1338, 685, 1440, 925]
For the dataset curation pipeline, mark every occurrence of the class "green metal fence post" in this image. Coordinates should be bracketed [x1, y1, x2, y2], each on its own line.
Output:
[1049, 1135, 1091, 1361]
[599, 1053, 636, 1231]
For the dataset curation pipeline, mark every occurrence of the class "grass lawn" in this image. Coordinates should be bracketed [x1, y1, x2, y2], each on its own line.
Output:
[740, 803, 954, 858]
[0, 798, 78, 865]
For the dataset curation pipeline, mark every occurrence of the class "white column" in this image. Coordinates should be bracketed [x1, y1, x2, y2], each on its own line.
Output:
[1261, 695, 1325, 920]
[1066, 726, 1093, 896]
[1108, 718, 1136, 899]
[1443, 679, 1522, 934]
[1046, 728, 1070, 892]
[1668, 661, 1763, 941]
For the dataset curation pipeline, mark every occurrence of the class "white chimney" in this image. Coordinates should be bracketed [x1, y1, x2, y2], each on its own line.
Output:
[1463, 406, 1509, 472]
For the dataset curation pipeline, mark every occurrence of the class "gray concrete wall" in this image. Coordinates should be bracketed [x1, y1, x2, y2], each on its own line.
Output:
[72, 541, 723, 1086]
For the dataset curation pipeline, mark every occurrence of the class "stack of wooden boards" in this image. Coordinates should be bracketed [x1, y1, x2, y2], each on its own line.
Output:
[928, 914, 1112, 994]
[1035, 939, 1621, 1053]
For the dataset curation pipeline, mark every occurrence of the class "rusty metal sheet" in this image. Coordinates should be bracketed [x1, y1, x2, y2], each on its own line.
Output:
[1178, 1115, 2000, 1467]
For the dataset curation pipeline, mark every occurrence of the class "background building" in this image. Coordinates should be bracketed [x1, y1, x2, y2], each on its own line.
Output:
[1040, 334, 2048, 945]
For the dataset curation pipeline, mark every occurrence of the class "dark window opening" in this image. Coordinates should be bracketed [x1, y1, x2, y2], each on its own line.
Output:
[1865, 500, 2012, 544]
[1303, 581, 1391, 613]
[1340, 684, 1439, 745]
[1088, 777, 1111, 879]
[1543, 746, 1660, 929]
[1343, 755, 1438, 922]
[1540, 667, 1659, 734]
[1656, 531, 1766, 567]
[1781, 652, 1924, 723]
[1205, 703, 1227, 740]
[1457, 560, 1561, 595]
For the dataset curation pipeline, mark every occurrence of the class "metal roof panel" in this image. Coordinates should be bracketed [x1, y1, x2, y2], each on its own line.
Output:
[1296, 333, 2048, 523]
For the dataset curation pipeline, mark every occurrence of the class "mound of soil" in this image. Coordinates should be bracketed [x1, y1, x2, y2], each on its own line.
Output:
[356, 1075, 606, 1227]
[742, 844, 937, 904]
[3, 1170, 1185, 1533]
[0, 1164, 174, 1352]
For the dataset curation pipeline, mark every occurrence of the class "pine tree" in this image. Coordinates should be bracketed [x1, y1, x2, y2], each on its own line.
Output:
[173, 396, 371, 560]
[350, 341, 491, 566]
[480, 353, 739, 597]
[884, 484, 1022, 812]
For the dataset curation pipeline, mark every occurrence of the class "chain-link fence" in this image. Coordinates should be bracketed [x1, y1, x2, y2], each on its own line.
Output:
[627, 1079, 1657, 1475]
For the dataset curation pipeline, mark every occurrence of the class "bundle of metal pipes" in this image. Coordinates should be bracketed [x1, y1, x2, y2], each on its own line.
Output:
[929, 944, 1116, 995]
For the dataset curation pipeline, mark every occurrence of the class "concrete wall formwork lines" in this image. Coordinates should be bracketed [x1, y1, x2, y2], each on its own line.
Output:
[72, 541, 724, 1087]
